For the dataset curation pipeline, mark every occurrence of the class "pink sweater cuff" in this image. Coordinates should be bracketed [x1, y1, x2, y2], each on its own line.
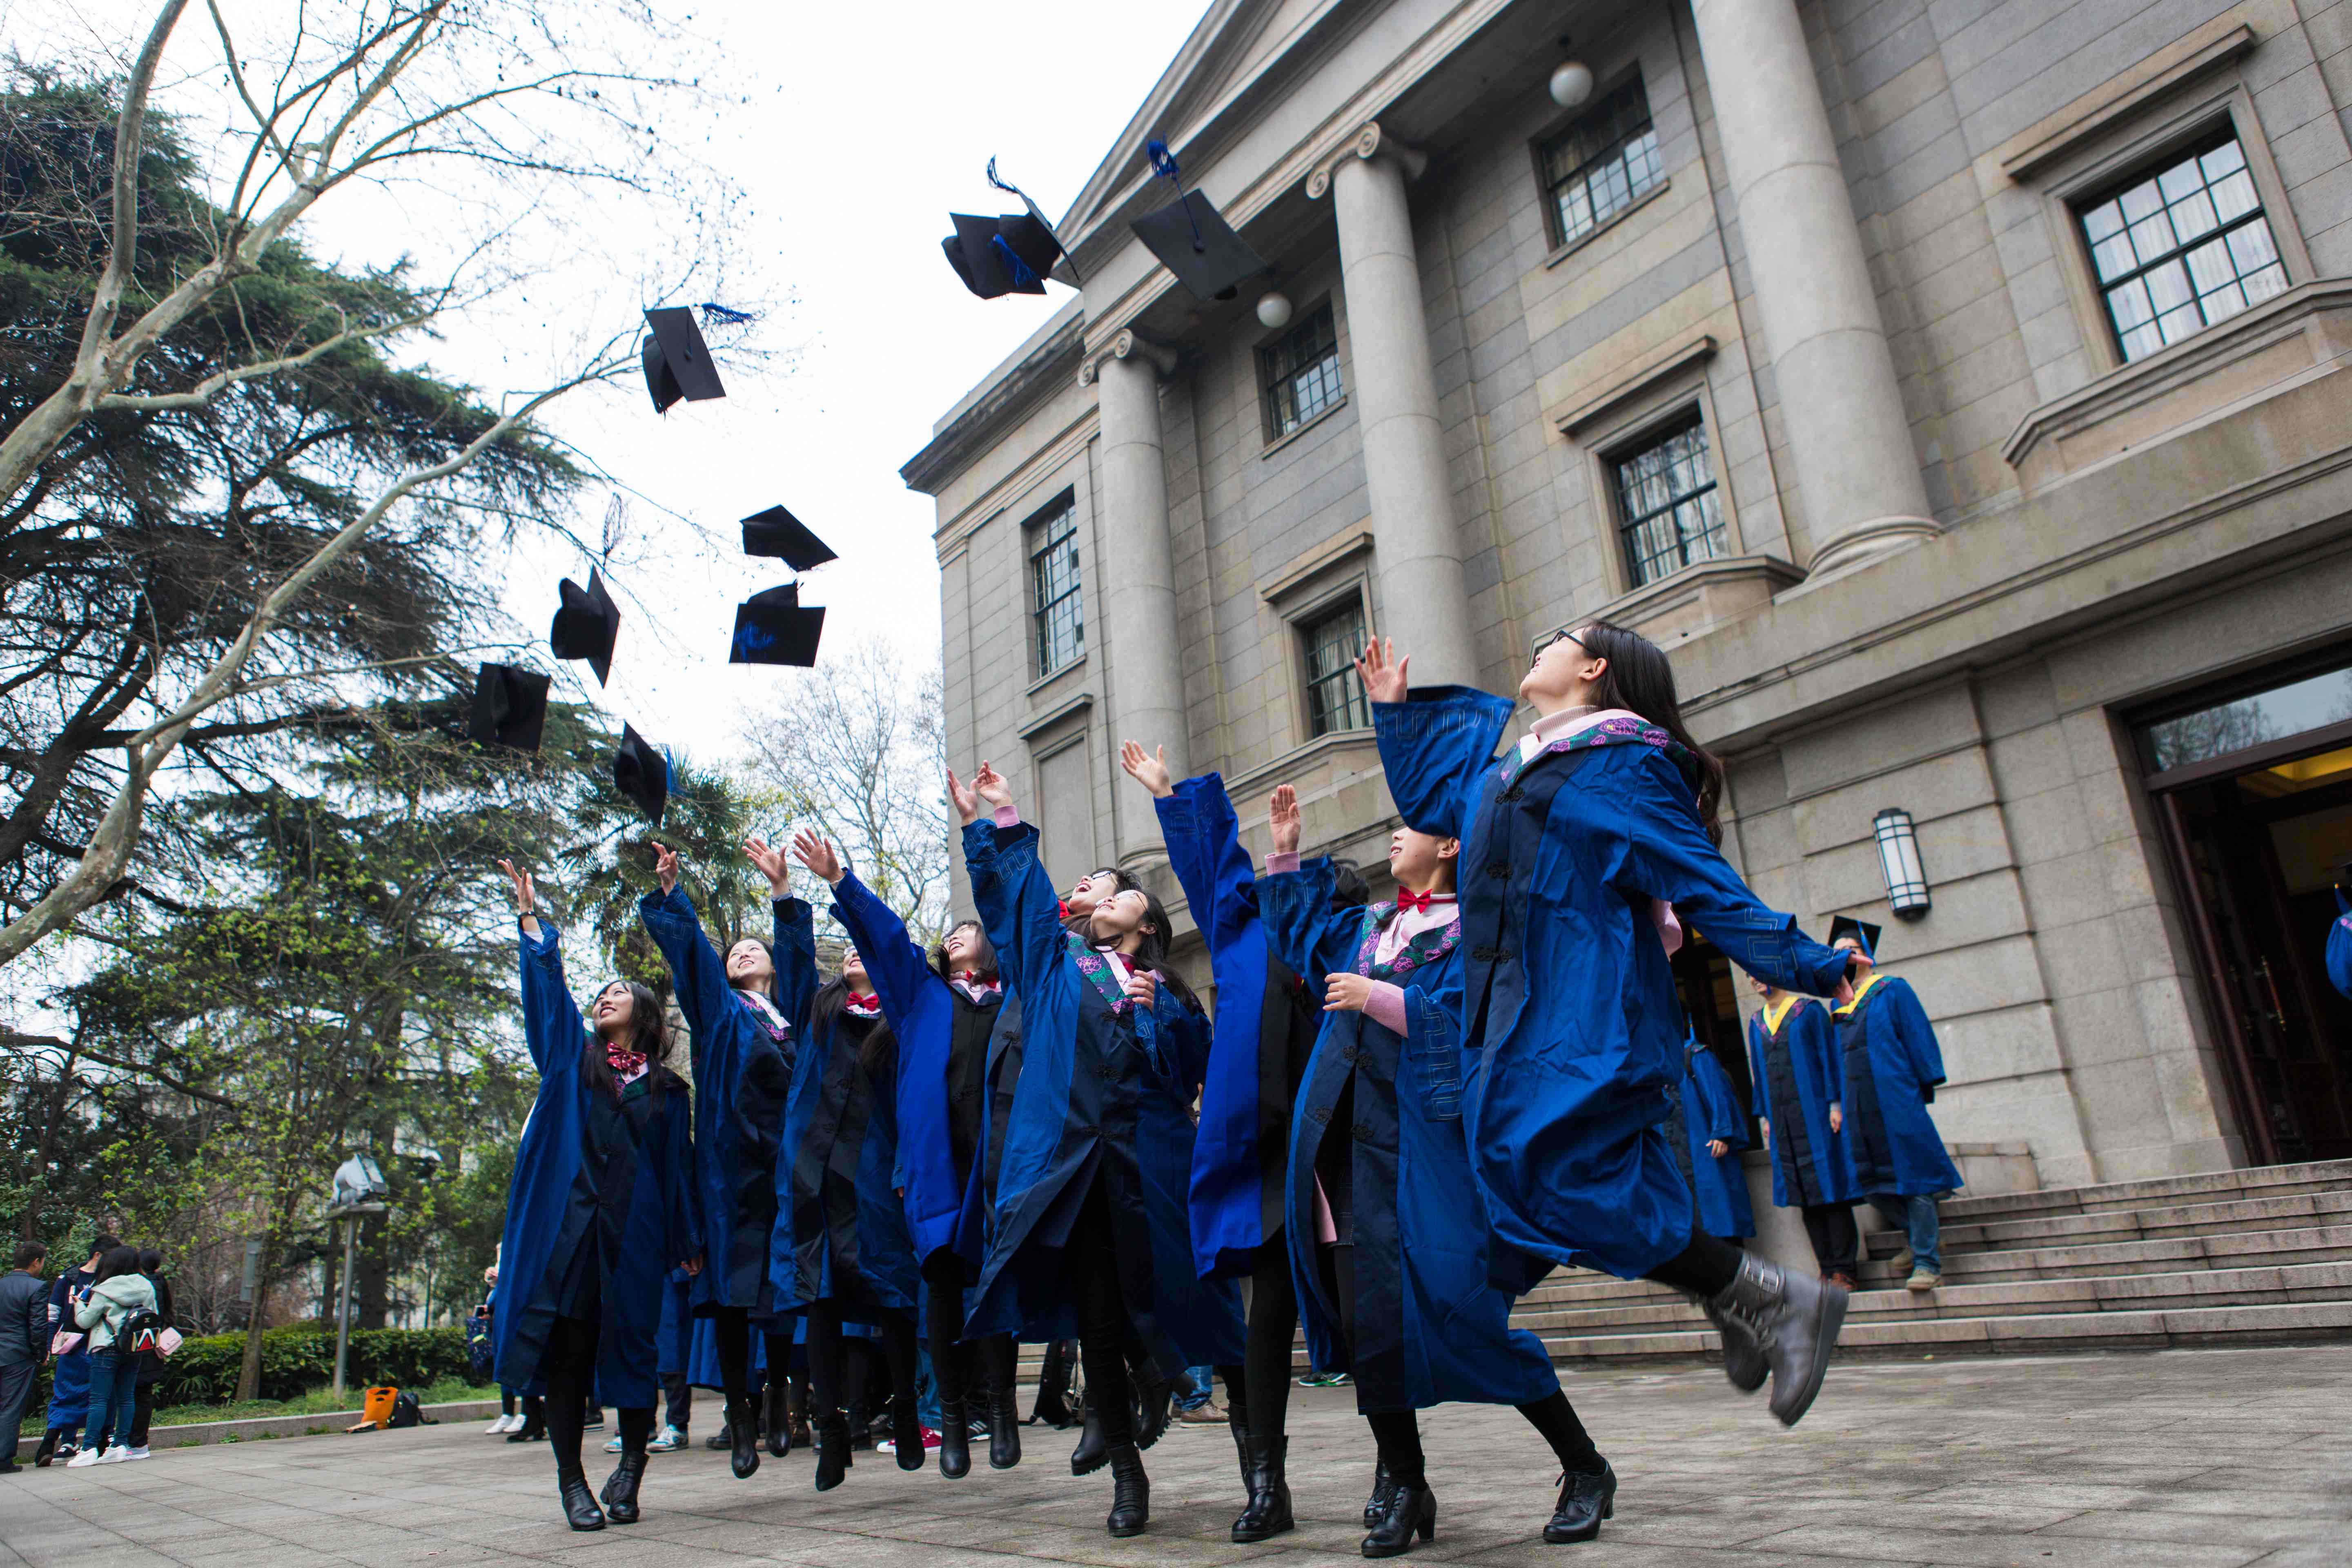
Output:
[1265, 850, 1301, 875]
[991, 805, 1020, 828]
[1364, 980, 1408, 1035]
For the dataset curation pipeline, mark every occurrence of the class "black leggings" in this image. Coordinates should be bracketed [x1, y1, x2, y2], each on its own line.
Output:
[541, 1314, 652, 1481]
[1644, 1227, 1745, 1298]
[1801, 1205, 1858, 1278]
[1060, 1174, 1138, 1448]
[922, 1252, 1015, 1411]
[1230, 1233, 1298, 1441]
[804, 1298, 917, 1425]
[710, 1307, 792, 1410]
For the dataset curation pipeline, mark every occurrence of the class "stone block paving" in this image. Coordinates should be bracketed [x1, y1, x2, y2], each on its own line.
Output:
[4, 1346, 2349, 1567]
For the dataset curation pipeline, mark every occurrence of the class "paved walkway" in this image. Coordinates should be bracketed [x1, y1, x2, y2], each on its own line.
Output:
[4, 1346, 2348, 1566]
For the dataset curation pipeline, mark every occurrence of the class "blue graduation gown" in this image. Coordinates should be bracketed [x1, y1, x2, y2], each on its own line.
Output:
[656, 1267, 692, 1379]
[1262, 859, 1559, 1412]
[1833, 975, 1964, 1198]
[961, 818, 1243, 1374]
[827, 869, 1000, 1275]
[43, 1271, 91, 1428]
[493, 922, 700, 1407]
[638, 889, 815, 1316]
[1747, 998, 1856, 1208]
[1374, 688, 1850, 1283]
[1670, 1043, 1755, 1240]
[1154, 774, 1321, 1281]
[2328, 889, 2352, 1000]
[952, 987, 1080, 1344]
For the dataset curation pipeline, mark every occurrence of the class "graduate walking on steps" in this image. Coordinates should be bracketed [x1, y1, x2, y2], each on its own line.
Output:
[794, 826, 1022, 1478]
[1826, 919, 1963, 1292]
[1258, 785, 1618, 1555]
[493, 858, 701, 1532]
[1745, 973, 1860, 1284]
[1671, 1037, 1757, 1244]
[1363, 626, 1864, 1428]
[636, 839, 817, 1479]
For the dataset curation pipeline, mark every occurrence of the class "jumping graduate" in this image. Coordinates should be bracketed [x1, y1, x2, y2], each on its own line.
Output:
[1118, 741, 1327, 1545]
[795, 827, 1021, 1479]
[1363, 626, 1860, 1428]
[1260, 786, 1617, 1555]
[492, 858, 701, 1532]
[953, 761, 1245, 1538]
[636, 839, 816, 1478]
[1670, 1038, 1756, 1243]
[1827, 919, 1962, 1292]
[769, 841, 926, 1492]
[1745, 973, 1859, 1284]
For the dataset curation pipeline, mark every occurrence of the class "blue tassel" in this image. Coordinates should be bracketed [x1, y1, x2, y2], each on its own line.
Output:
[699, 303, 755, 325]
[1147, 139, 1180, 184]
[991, 234, 1039, 287]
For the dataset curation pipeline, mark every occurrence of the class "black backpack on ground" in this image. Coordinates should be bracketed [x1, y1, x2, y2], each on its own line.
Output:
[389, 1388, 431, 1428]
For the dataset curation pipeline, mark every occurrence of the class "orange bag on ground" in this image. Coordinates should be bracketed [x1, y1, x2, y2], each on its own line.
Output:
[356, 1386, 399, 1428]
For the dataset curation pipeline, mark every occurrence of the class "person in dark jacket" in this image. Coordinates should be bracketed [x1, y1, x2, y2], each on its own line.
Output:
[492, 858, 702, 1532]
[124, 1248, 176, 1458]
[0, 1240, 49, 1474]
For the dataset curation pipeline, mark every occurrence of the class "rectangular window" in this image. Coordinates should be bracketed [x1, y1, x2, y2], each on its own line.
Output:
[1300, 595, 1372, 737]
[1259, 301, 1343, 442]
[2078, 130, 2288, 364]
[1613, 412, 1726, 588]
[1026, 497, 1083, 675]
[1539, 76, 1663, 248]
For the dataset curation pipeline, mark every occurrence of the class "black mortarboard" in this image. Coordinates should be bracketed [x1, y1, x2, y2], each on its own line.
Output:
[467, 664, 551, 753]
[613, 724, 670, 825]
[641, 306, 726, 413]
[1829, 916, 1882, 960]
[741, 506, 837, 572]
[1130, 191, 1267, 302]
[729, 583, 825, 668]
[942, 212, 1062, 300]
[548, 569, 619, 686]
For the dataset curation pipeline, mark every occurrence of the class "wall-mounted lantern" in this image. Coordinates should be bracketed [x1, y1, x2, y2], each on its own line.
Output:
[1873, 808, 1931, 920]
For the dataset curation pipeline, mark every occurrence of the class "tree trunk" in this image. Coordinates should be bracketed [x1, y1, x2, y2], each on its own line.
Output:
[235, 1246, 271, 1401]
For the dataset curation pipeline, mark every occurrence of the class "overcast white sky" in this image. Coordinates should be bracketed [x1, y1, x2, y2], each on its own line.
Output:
[4, 0, 1206, 767]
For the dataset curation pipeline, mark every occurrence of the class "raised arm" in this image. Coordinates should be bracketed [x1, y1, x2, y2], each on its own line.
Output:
[1152, 768, 1260, 958]
[959, 762, 1065, 1002]
[813, 844, 935, 1028]
[1362, 639, 1515, 841]
[502, 860, 585, 1076]
[637, 852, 733, 1039]
[1258, 863, 1365, 1009]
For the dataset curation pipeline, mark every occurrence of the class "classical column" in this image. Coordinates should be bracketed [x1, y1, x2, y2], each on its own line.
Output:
[1689, 0, 1937, 575]
[1308, 124, 1479, 687]
[1085, 331, 1191, 837]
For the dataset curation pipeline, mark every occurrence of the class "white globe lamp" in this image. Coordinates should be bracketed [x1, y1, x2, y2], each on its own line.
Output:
[1550, 60, 1595, 110]
[1256, 290, 1294, 330]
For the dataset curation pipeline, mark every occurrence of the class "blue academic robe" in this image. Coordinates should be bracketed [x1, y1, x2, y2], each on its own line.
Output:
[1669, 1043, 1755, 1241]
[1154, 774, 1321, 1281]
[1374, 688, 1850, 1283]
[961, 818, 1243, 1374]
[493, 922, 700, 1408]
[951, 987, 1080, 1345]
[656, 1267, 692, 1379]
[1833, 974, 1964, 1198]
[43, 1271, 91, 1430]
[2329, 889, 2352, 1000]
[638, 889, 815, 1316]
[1747, 998, 1856, 1208]
[1262, 859, 1559, 1413]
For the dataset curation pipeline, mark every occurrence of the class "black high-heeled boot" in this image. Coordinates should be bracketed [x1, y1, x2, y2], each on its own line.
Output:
[1030, 1339, 1076, 1428]
[1231, 1434, 1294, 1543]
[846, 1399, 873, 1451]
[559, 1474, 605, 1531]
[787, 1376, 811, 1450]
[1069, 1398, 1109, 1475]
[726, 1397, 760, 1479]
[1361, 1482, 1434, 1558]
[1363, 1458, 1397, 1528]
[1105, 1442, 1150, 1537]
[893, 1399, 925, 1472]
[1131, 1367, 1171, 1451]
[765, 1378, 791, 1458]
[987, 1389, 1022, 1468]
[1544, 1460, 1616, 1544]
[812, 1414, 851, 1492]
[938, 1402, 970, 1479]
[599, 1452, 647, 1524]
[1229, 1423, 1256, 1513]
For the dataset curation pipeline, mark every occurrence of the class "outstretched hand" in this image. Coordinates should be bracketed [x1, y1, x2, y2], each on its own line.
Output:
[743, 836, 791, 897]
[652, 841, 680, 895]
[791, 828, 845, 886]
[498, 859, 536, 916]
[1119, 740, 1174, 799]
[1269, 784, 1302, 858]
[1356, 637, 1409, 705]
[972, 760, 1013, 813]
[947, 767, 980, 826]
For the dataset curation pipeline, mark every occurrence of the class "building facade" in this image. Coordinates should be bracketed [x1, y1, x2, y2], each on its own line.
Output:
[903, 0, 2352, 1194]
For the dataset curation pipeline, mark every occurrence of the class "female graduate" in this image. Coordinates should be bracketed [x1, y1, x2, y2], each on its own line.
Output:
[1671, 1038, 1756, 1244]
[1259, 786, 1616, 1555]
[1116, 741, 1332, 1544]
[637, 840, 815, 1478]
[767, 859, 925, 1492]
[1363, 627, 1860, 1428]
[492, 858, 700, 1532]
[1746, 972, 1859, 1285]
[793, 828, 1020, 1478]
[952, 761, 1244, 1538]
[1826, 922, 1963, 1292]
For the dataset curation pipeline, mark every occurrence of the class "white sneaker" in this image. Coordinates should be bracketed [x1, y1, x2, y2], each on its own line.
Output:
[65, 1446, 104, 1468]
[485, 1413, 512, 1434]
[646, 1425, 685, 1452]
[603, 1433, 625, 1453]
[125, 1446, 151, 1461]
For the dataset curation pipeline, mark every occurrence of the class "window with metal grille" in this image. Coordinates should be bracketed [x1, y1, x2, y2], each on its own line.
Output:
[1612, 412, 1726, 588]
[1026, 498, 1083, 675]
[1259, 301, 1343, 442]
[2078, 130, 2288, 364]
[1300, 595, 1371, 737]
[1539, 76, 1663, 248]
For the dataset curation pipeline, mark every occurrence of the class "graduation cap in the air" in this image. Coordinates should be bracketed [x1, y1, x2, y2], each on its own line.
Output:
[1828, 916, 1882, 961]
[741, 506, 837, 572]
[1131, 191, 1268, 302]
[943, 212, 1065, 300]
[467, 664, 551, 753]
[549, 569, 619, 686]
[613, 724, 671, 825]
[729, 582, 826, 668]
[641, 306, 726, 413]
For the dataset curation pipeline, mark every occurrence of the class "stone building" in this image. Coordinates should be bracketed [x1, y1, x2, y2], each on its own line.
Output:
[902, 0, 2352, 1205]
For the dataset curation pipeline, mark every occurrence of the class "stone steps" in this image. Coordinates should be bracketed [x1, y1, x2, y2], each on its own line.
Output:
[1937, 1158, 2352, 1224]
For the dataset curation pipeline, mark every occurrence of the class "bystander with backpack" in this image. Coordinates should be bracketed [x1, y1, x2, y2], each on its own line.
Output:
[123, 1250, 179, 1459]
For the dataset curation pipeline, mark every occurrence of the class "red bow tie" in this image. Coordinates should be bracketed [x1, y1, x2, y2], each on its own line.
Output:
[844, 991, 881, 1016]
[1395, 889, 1454, 915]
[605, 1044, 648, 1078]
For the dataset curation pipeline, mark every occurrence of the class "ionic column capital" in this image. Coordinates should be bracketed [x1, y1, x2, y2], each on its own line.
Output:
[1077, 328, 1180, 387]
[1304, 120, 1427, 200]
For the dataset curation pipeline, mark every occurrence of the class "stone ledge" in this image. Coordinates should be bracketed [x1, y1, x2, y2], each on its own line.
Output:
[9, 1398, 500, 1461]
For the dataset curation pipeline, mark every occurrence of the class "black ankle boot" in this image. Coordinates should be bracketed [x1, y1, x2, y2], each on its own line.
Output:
[1363, 1458, 1397, 1528]
[1131, 1368, 1171, 1451]
[1231, 1434, 1293, 1543]
[938, 1403, 970, 1479]
[1229, 1424, 1256, 1510]
[599, 1452, 647, 1525]
[1105, 1442, 1150, 1537]
[559, 1474, 605, 1531]
[987, 1389, 1022, 1468]
[765, 1379, 791, 1458]
[1069, 1399, 1109, 1475]
[726, 1397, 760, 1479]
[812, 1414, 851, 1492]
[893, 1400, 925, 1471]
[1544, 1460, 1616, 1544]
[1361, 1482, 1434, 1558]
[846, 1400, 873, 1451]
[787, 1379, 811, 1450]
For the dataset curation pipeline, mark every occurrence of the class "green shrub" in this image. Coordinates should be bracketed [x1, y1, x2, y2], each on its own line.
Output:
[153, 1325, 473, 1406]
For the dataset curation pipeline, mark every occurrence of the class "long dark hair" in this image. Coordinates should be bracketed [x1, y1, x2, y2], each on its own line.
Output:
[92, 1245, 142, 1284]
[808, 975, 898, 1076]
[138, 1248, 174, 1324]
[930, 918, 998, 984]
[583, 978, 670, 1103]
[1330, 859, 1372, 911]
[1118, 887, 1204, 1016]
[1576, 619, 1726, 842]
